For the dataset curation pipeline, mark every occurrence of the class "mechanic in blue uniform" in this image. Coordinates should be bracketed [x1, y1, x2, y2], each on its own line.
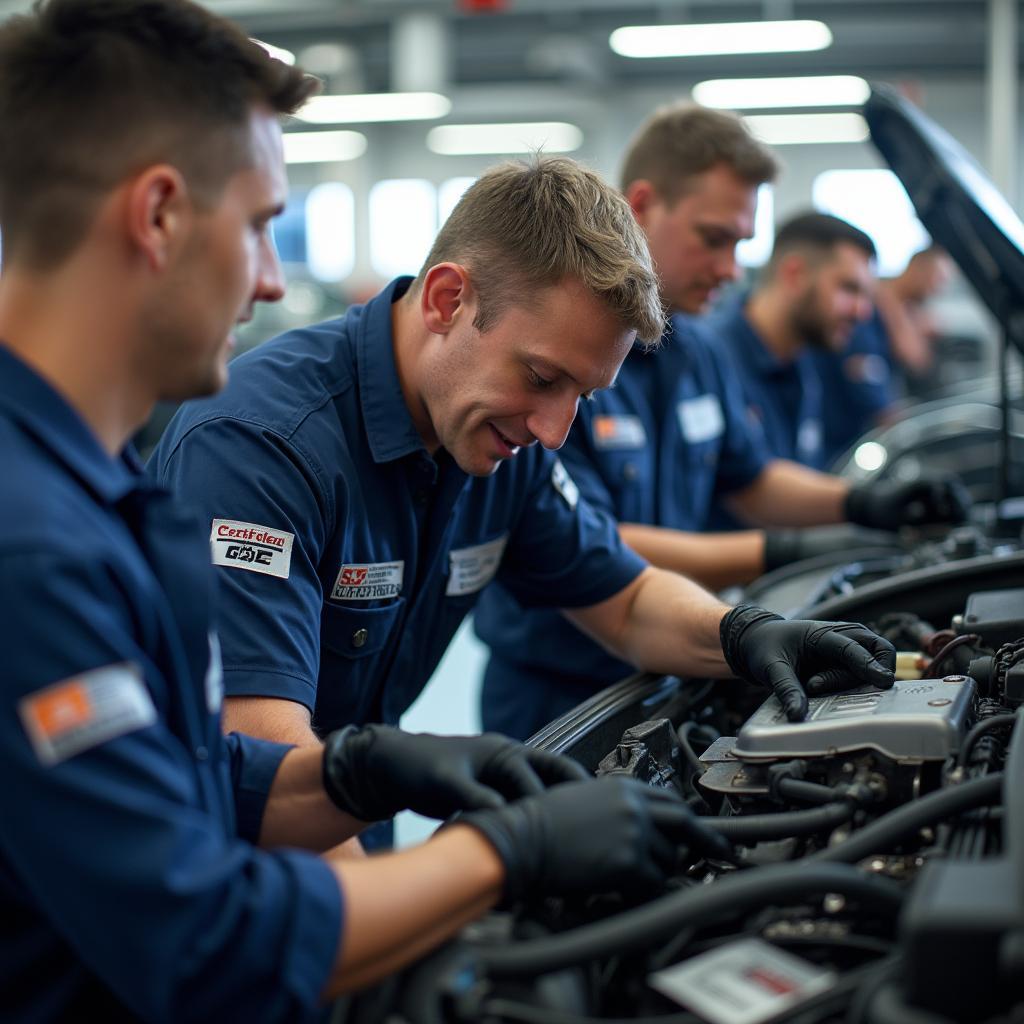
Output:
[474, 105, 968, 740]
[152, 151, 901, 814]
[0, 4, 726, 1019]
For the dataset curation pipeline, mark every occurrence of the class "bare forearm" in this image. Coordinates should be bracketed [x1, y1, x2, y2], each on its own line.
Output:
[566, 567, 731, 680]
[619, 522, 766, 589]
[729, 461, 849, 527]
[322, 827, 503, 996]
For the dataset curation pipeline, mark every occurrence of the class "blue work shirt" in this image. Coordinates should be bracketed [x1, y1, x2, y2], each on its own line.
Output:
[813, 307, 894, 466]
[711, 297, 826, 470]
[0, 346, 341, 1023]
[474, 314, 771, 740]
[150, 277, 645, 738]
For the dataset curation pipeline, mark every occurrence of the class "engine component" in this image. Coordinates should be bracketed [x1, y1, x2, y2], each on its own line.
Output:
[955, 586, 1024, 648]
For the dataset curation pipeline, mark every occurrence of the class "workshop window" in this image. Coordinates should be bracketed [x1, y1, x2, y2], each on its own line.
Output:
[369, 178, 437, 280]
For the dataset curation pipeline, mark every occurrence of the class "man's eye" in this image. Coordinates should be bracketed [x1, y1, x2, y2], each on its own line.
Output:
[528, 369, 555, 389]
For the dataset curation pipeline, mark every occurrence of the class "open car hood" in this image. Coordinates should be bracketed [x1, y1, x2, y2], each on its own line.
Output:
[865, 84, 1024, 350]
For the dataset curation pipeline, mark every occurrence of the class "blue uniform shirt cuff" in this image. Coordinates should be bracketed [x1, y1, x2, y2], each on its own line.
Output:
[226, 732, 295, 844]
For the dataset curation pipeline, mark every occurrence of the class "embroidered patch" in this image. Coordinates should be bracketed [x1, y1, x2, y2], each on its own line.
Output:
[677, 394, 724, 444]
[19, 663, 156, 766]
[331, 561, 405, 601]
[210, 518, 294, 579]
[447, 534, 509, 597]
[592, 414, 647, 450]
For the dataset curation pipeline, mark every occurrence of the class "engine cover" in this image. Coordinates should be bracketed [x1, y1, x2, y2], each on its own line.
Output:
[732, 677, 975, 762]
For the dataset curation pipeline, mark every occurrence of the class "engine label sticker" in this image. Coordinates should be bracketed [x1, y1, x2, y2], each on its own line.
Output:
[551, 458, 579, 510]
[210, 518, 294, 579]
[648, 937, 836, 1024]
[593, 414, 647, 450]
[677, 394, 724, 444]
[447, 534, 508, 597]
[331, 561, 405, 602]
[19, 663, 157, 766]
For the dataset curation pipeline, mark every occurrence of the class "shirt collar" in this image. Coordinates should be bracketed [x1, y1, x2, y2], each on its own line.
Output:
[718, 297, 789, 378]
[0, 344, 141, 503]
[356, 277, 433, 464]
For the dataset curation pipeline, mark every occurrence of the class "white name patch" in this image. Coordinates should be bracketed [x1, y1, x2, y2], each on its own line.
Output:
[331, 561, 405, 602]
[551, 458, 579, 510]
[677, 394, 725, 444]
[797, 418, 823, 461]
[210, 518, 294, 579]
[592, 414, 647, 450]
[447, 534, 509, 597]
[19, 663, 157, 766]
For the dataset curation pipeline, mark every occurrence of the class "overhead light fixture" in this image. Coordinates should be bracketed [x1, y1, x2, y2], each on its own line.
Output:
[693, 75, 869, 110]
[743, 113, 869, 146]
[296, 92, 451, 124]
[252, 39, 295, 65]
[426, 122, 583, 155]
[283, 130, 367, 164]
[610, 20, 832, 58]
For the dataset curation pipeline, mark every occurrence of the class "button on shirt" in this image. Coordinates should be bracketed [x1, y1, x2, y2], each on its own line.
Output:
[710, 297, 826, 473]
[0, 346, 340, 1023]
[150, 278, 645, 734]
[474, 314, 771, 740]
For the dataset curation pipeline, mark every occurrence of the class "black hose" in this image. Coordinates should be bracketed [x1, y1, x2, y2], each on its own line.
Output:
[708, 801, 854, 842]
[676, 722, 705, 779]
[479, 1000, 699, 1024]
[477, 864, 903, 979]
[812, 773, 1002, 864]
[776, 776, 849, 806]
[956, 714, 1017, 768]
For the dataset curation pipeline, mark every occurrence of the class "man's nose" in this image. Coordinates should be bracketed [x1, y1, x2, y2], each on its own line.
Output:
[528, 396, 579, 451]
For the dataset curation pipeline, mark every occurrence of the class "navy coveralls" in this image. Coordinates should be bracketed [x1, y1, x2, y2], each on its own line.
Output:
[710, 298, 827, 469]
[474, 314, 770, 740]
[151, 278, 645, 739]
[813, 307, 894, 465]
[0, 347, 340, 1022]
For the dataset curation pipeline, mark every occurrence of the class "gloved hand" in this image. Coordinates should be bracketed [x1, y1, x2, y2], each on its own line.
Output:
[459, 776, 735, 902]
[322, 725, 589, 822]
[844, 476, 971, 532]
[763, 524, 903, 572]
[720, 604, 896, 722]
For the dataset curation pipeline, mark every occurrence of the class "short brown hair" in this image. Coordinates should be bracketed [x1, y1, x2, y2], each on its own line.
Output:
[762, 210, 877, 280]
[413, 157, 665, 345]
[0, 0, 319, 269]
[620, 102, 779, 204]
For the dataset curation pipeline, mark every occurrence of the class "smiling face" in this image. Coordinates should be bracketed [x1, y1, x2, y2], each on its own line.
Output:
[148, 106, 288, 401]
[632, 162, 758, 315]
[421, 276, 635, 476]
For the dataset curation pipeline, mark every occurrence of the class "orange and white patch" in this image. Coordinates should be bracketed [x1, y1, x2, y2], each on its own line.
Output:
[19, 663, 156, 766]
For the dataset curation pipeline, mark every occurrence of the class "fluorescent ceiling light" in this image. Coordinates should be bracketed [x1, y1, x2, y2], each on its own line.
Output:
[427, 122, 583, 155]
[610, 20, 832, 58]
[252, 39, 295, 65]
[743, 113, 869, 146]
[283, 130, 367, 164]
[297, 92, 451, 124]
[694, 75, 869, 110]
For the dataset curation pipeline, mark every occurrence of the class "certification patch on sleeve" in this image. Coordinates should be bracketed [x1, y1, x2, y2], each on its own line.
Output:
[19, 663, 157, 766]
[446, 534, 509, 596]
[210, 518, 294, 579]
[331, 561, 405, 601]
[551, 458, 579, 510]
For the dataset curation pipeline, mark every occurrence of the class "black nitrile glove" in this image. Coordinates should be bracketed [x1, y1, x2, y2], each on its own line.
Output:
[322, 725, 589, 822]
[720, 604, 896, 723]
[762, 525, 904, 572]
[844, 476, 971, 532]
[459, 776, 735, 903]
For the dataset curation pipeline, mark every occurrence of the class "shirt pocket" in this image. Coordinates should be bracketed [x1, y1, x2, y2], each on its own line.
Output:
[320, 598, 406, 661]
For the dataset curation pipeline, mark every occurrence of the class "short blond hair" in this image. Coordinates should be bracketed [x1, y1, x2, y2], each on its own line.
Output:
[413, 157, 665, 345]
[620, 102, 779, 205]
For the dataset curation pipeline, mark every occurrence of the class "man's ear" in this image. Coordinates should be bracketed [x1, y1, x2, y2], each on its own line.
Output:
[778, 250, 812, 293]
[624, 179, 659, 224]
[420, 262, 473, 335]
[125, 164, 190, 272]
